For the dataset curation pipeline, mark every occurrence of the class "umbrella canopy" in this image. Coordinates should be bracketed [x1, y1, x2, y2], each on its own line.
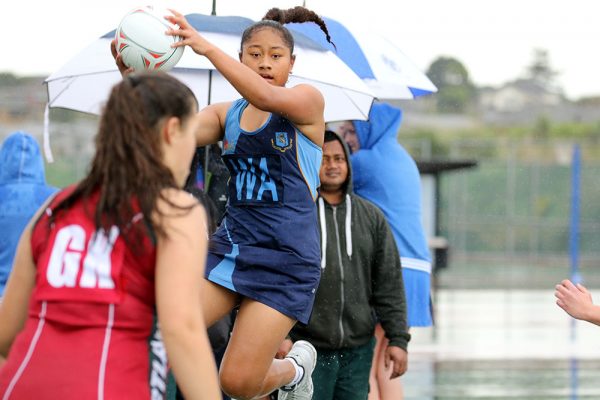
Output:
[45, 13, 374, 123]
[288, 17, 437, 100]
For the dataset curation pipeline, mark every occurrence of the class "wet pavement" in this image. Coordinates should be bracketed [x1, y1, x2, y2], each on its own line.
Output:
[403, 289, 600, 399]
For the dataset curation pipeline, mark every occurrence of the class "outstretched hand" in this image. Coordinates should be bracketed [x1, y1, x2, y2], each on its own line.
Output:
[165, 9, 213, 57]
[110, 39, 134, 76]
[555, 279, 594, 322]
[384, 345, 408, 379]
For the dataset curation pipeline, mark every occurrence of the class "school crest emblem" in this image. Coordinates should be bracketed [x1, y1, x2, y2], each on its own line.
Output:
[271, 131, 293, 152]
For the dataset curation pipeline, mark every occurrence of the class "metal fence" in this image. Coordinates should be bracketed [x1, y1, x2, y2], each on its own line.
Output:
[5, 121, 598, 290]
[403, 137, 600, 289]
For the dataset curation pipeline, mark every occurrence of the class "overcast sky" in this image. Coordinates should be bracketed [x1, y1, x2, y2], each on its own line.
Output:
[3, 0, 598, 99]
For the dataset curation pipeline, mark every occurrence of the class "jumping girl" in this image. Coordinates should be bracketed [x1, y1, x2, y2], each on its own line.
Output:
[159, 7, 331, 400]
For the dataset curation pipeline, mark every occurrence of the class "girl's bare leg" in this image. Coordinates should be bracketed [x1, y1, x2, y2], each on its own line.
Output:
[200, 279, 241, 327]
[218, 297, 297, 399]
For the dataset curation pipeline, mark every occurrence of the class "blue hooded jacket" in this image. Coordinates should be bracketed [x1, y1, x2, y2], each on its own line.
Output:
[0, 132, 57, 296]
[352, 103, 431, 266]
[351, 103, 432, 326]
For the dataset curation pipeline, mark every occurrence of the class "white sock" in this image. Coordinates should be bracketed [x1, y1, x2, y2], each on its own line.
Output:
[286, 357, 305, 387]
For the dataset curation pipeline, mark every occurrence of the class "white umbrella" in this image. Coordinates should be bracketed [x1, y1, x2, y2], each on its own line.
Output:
[45, 14, 374, 122]
[288, 16, 437, 100]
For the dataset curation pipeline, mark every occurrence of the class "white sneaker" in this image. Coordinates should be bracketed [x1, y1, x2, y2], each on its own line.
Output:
[278, 340, 317, 400]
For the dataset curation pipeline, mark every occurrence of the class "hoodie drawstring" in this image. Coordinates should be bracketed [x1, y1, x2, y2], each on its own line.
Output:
[318, 197, 327, 269]
[345, 194, 352, 259]
[319, 195, 353, 269]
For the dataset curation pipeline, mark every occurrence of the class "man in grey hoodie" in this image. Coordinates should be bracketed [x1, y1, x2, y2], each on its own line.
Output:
[288, 130, 410, 399]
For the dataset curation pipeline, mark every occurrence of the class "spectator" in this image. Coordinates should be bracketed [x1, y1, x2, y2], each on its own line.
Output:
[185, 144, 230, 222]
[336, 102, 432, 399]
[0, 131, 57, 300]
[288, 130, 410, 399]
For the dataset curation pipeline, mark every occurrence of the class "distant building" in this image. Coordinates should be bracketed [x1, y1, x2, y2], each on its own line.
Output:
[479, 79, 563, 113]
[474, 79, 600, 125]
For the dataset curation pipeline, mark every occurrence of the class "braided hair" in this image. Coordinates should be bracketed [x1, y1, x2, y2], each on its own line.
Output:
[241, 6, 335, 53]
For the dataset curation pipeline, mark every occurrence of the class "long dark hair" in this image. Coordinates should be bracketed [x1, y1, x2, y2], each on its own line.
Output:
[241, 6, 334, 53]
[49, 72, 198, 241]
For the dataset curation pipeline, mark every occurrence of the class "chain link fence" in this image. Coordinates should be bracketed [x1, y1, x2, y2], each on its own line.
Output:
[403, 137, 600, 289]
[4, 120, 598, 290]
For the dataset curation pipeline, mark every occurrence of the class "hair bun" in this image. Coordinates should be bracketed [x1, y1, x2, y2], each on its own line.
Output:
[262, 7, 285, 23]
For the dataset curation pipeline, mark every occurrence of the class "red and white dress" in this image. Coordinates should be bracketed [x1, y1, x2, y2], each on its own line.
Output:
[0, 189, 168, 399]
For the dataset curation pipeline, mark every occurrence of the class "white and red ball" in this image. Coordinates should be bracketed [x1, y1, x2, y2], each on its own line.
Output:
[115, 6, 184, 71]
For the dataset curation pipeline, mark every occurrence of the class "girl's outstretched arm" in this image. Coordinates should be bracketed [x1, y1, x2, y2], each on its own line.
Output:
[166, 10, 324, 145]
[155, 189, 221, 399]
[0, 195, 58, 360]
[0, 225, 36, 361]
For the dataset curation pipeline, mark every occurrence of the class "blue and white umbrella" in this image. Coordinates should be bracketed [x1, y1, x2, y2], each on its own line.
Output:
[289, 17, 437, 100]
[45, 14, 374, 123]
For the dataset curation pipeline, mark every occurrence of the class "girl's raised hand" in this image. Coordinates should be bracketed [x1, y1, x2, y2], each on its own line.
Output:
[165, 9, 213, 57]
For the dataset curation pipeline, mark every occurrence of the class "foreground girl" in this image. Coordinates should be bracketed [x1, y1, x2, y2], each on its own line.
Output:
[0, 73, 220, 399]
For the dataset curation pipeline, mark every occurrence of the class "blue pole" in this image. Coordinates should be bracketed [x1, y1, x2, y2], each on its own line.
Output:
[569, 144, 581, 400]
[569, 145, 581, 286]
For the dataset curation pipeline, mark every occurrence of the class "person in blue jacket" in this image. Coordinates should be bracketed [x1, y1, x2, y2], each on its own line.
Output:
[336, 102, 432, 399]
[0, 132, 57, 299]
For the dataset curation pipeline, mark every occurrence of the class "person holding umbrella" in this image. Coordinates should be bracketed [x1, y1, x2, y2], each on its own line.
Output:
[336, 103, 433, 400]
[114, 6, 332, 400]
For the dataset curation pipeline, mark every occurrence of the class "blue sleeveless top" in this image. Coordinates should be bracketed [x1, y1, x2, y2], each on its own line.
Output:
[205, 99, 322, 324]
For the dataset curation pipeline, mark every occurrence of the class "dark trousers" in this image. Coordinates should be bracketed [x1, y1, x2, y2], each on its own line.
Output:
[312, 338, 376, 400]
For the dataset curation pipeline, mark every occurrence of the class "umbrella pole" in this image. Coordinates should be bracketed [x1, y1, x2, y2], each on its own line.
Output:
[203, 70, 213, 193]
[203, 0, 217, 192]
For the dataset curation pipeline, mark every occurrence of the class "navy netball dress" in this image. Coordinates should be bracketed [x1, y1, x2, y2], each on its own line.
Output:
[205, 99, 322, 324]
